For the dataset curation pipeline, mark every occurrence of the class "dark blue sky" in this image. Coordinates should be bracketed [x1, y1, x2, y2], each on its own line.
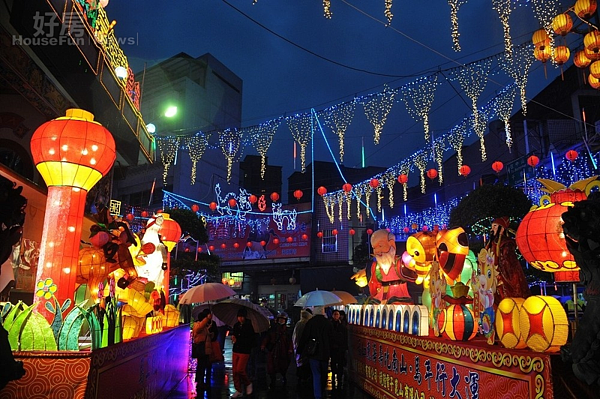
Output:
[107, 1, 567, 184]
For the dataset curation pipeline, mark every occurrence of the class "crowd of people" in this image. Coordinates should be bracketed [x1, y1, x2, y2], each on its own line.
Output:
[190, 305, 349, 398]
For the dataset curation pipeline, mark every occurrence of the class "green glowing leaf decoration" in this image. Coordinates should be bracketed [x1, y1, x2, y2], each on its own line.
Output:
[7, 302, 35, 350]
[2, 301, 22, 332]
[19, 311, 57, 351]
[1, 302, 12, 322]
[114, 307, 122, 344]
[58, 306, 86, 350]
[101, 313, 109, 348]
[85, 309, 102, 350]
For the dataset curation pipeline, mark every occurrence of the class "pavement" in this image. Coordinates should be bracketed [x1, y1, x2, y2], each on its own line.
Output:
[166, 336, 373, 399]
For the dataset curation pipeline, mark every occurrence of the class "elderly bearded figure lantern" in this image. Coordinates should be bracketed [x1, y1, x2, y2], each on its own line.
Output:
[351, 229, 417, 304]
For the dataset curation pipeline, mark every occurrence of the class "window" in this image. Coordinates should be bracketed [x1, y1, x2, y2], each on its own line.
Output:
[321, 229, 338, 253]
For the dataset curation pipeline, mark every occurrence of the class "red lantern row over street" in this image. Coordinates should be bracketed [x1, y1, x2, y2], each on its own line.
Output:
[209, 202, 217, 211]
[191, 204, 200, 213]
[527, 155, 540, 167]
[459, 165, 471, 177]
[294, 189, 303, 200]
[317, 231, 323, 238]
[397, 174, 408, 184]
[492, 161, 504, 173]
[270, 192, 280, 202]
[249, 194, 258, 204]
[369, 178, 379, 188]
[349, 229, 355, 236]
[342, 183, 352, 192]
[228, 198, 237, 208]
[317, 186, 327, 196]
[332, 229, 338, 236]
[301, 234, 308, 240]
[426, 169, 438, 180]
[366, 229, 373, 235]
[566, 150, 579, 161]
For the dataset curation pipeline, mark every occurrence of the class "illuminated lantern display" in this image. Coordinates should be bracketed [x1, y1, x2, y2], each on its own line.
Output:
[209, 202, 217, 211]
[233, 242, 240, 249]
[301, 234, 308, 240]
[30, 109, 116, 320]
[397, 174, 408, 184]
[332, 229, 338, 236]
[426, 168, 437, 180]
[349, 229, 355, 236]
[246, 242, 252, 248]
[248, 194, 258, 204]
[403, 227, 409, 233]
[553, 45, 570, 66]
[532, 29, 549, 50]
[495, 298, 527, 349]
[163, 304, 180, 327]
[519, 295, 568, 352]
[122, 316, 139, 340]
[438, 304, 477, 341]
[584, 30, 600, 55]
[126, 288, 154, 317]
[126, 213, 134, 221]
[366, 228, 373, 235]
[515, 178, 599, 282]
[286, 236, 293, 243]
[198, 247, 202, 252]
[436, 227, 469, 283]
[209, 245, 215, 251]
[293, 189, 303, 200]
[574, 50, 592, 68]
[273, 238, 280, 245]
[260, 240, 266, 247]
[342, 183, 352, 192]
[220, 243, 226, 249]
[404, 231, 437, 283]
[317, 231, 323, 238]
[228, 198, 237, 208]
[160, 213, 181, 303]
[141, 210, 149, 218]
[270, 192, 280, 202]
[459, 165, 471, 177]
[491, 161, 504, 173]
[369, 178, 379, 188]
[77, 247, 108, 300]
[191, 204, 199, 213]
[534, 46, 552, 63]
[591, 61, 600, 79]
[585, 45, 600, 61]
[317, 186, 327, 196]
[589, 74, 600, 89]
[145, 315, 164, 335]
[566, 149, 579, 161]
[527, 155, 540, 167]
[551, 13, 573, 36]
[575, 0, 598, 19]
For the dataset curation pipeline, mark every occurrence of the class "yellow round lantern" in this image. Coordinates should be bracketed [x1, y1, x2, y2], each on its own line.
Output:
[532, 29, 549, 50]
[534, 46, 552, 63]
[575, 0, 597, 19]
[589, 74, 600, 89]
[519, 295, 568, 352]
[574, 50, 592, 68]
[585, 45, 600, 61]
[553, 45, 570, 65]
[77, 247, 108, 299]
[495, 298, 527, 349]
[584, 30, 600, 55]
[163, 304, 180, 327]
[590, 61, 600, 79]
[551, 13, 573, 36]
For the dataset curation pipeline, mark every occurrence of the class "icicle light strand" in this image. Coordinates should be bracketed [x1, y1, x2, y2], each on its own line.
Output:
[362, 85, 397, 145]
[448, 0, 468, 52]
[219, 128, 241, 182]
[287, 113, 313, 173]
[401, 75, 439, 142]
[158, 137, 180, 185]
[323, 101, 356, 163]
[185, 134, 207, 185]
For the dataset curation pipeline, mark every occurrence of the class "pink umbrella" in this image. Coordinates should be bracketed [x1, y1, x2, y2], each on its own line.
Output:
[179, 282, 236, 305]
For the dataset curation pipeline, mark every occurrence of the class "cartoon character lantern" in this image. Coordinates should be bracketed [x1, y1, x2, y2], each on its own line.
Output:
[515, 178, 599, 282]
[436, 227, 469, 283]
[404, 231, 437, 284]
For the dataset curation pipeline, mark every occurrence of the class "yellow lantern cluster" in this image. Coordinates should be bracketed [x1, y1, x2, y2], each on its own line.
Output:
[145, 315, 164, 335]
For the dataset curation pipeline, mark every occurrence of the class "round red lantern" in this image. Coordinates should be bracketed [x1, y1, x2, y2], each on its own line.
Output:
[515, 181, 587, 277]
[233, 242, 240, 249]
[459, 165, 471, 177]
[246, 242, 252, 248]
[492, 161, 504, 173]
[228, 198, 237, 208]
[220, 243, 226, 249]
[270, 192, 280, 202]
[301, 234, 308, 241]
[141, 210, 149, 218]
[209, 245, 215, 251]
[126, 213, 134, 221]
[293, 190, 303, 200]
[191, 204, 200, 213]
[198, 247, 203, 253]
[398, 174, 408, 184]
[349, 229, 355, 236]
[332, 229, 338, 236]
[286, 237, 293, 243]
[273, 238, 280, 245]
[426, 169, 438, 180]
[369, 179, 379, 189]
[209, 202, 217, 211]
[403, 227, 409, 233]
[317, 231, 323, 238]
[439, 304, 477, 341]
[566, 150, 578, 161]
[248, 194, 258, 204]
[366, 229, 373, 235]
[317, 186, 327, 196]
[527, 155, 540, 167]
[260, 240, 266, 247]
[342, 183, 352, 192]
[422, 225, 429, 232]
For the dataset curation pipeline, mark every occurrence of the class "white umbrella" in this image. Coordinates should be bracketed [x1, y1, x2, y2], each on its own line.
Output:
[178, 282, 236, 305]
[211, 298, 271, 333]
[294, 289, 342, 307]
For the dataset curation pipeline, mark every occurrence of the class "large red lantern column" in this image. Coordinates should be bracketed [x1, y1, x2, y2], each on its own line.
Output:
[30, 109, 116, 320]
[160, 213, 181, 304]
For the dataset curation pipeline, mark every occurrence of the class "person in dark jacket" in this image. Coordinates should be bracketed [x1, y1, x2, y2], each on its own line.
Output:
[298, 306, 333, 399]
[330, 309, 348, 389]
[192, 309, 216, 391]
[261, 312, 293, 388]
[231, 307, 256, 398]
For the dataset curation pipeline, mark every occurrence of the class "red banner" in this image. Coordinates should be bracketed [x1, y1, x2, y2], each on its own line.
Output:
[349, 325, 553, 399]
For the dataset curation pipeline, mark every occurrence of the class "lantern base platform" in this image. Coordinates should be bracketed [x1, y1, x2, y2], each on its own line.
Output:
[2, 325, 189, 399]
[348, 325, 591, 399]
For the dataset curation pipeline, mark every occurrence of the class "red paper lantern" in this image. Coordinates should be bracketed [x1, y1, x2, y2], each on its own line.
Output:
[220, 243, 226, 249]
[260, 240, 266, 247]
[398, 174, 408, 184]
[439, 304, 477, 341]
[286, 237, 293, 243]
[246, 242, 252, 248]
[422, 225, 429, 232]
[301, 234, 308, 240]
[126, 213, 134, 221]
[294, 189, 303, 200]
[317, 231, 323, 238]
[209, 202, 217, 211]
[515, 184, 585, 276]
[197, 247, 203, 253]
[342, 183, 352, 192]
[574, 50, 592, 68]
[273, 238, 280, 245]
[369, 178, 379, 188]
[317, 186, 327, 196]
[228, 198, 237, 208]
[566, 150, 578, 161]
[576, 0, 598, 20]
[332, 229, 338, 236]
[191, 204, 200, 213]
[248, 194, 258, 204]
[141, 210, 149, 218]
[492, 161, 504, 173]
[349, 229, 356, 236]
[366, 229, 373, 235]
[459, 165, 471, 177]
[403, 227, 409, 233]
[426, 168, 438, 180]
[270, 192, 280, 202]
[527, 155, 540, 167]
[552, 13, 573, 36]
[233, 242, 240, 249]
[209, 245, 215, 251]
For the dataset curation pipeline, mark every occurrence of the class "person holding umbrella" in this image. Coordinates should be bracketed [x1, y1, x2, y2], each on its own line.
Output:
[261, 312, 293, 389]
[292, 308, 312, 384]
[231, 307, 256, 398]
[330, 309, 348, 389]
[192, 309, 217, 391]
[298, 306, 333, 399]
